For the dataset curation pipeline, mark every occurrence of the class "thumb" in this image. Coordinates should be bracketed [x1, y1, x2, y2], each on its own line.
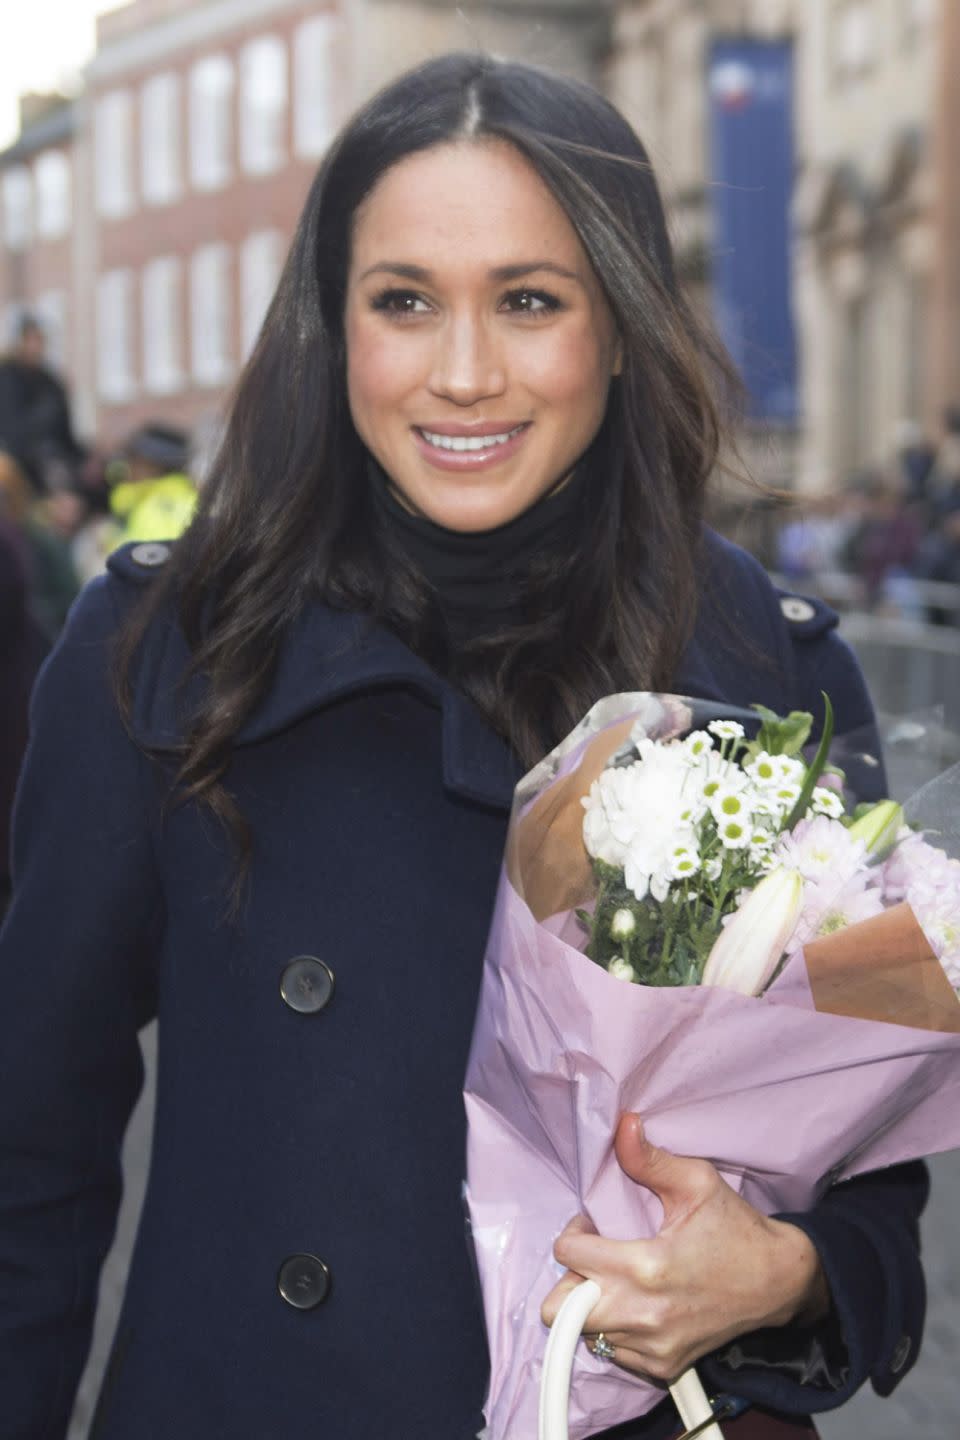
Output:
[614, 1113, 697, 1219]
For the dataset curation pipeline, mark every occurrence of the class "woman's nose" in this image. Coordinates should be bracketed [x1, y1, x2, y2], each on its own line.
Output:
[427, 315, 506, 405]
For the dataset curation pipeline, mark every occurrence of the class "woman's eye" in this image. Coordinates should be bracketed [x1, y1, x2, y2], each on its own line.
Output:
[370, 290, 432, 317]
[501, 289, 561, 316]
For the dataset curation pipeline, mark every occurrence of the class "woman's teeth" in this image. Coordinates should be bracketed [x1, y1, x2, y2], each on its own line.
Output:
[419, 425, 526, 452]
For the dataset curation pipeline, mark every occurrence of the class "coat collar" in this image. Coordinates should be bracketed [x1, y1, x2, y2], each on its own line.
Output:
[130, 600, 524, 812]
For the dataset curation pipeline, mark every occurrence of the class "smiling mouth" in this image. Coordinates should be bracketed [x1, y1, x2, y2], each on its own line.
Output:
[416, 424, 529, 453]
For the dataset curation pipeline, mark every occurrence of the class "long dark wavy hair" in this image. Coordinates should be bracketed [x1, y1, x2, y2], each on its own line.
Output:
[117, 51, 741, 875]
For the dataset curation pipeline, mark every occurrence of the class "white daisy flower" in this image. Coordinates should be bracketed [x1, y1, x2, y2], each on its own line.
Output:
[708, 719, 746, 741]
[682, 730, 714, 762]
[717, 815, 752, 849]
[669, 844, 701, 880]
[745, 751, 780, 787]
[811, 787, 845, 820]
[709, 787, 753, 827]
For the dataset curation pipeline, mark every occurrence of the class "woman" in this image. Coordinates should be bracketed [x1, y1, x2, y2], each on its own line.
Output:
[0, 53, 925, 1440]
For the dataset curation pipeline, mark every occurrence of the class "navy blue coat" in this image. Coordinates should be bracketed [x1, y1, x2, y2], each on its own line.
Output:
[0, 532, 927, 1440]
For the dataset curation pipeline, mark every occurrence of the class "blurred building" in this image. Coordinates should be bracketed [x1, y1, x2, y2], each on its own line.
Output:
[0, 0, 954, 495]
[793, 0, 939, 492]
[0, 94, 78, 374]
[74, 0, 348, 445]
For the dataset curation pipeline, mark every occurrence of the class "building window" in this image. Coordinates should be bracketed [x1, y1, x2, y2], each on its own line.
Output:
[34, 151, 71, 239]
[905, 0, 935, 37]
[241, 229, 284, 357]
[1, 166, 32, 249]
[833, 1, 875, 84]
[191, 243, 232, 385]
[190, 54, 234, 191]
[241, 35, 288, 175]
[294, 14, 339, 158]
[97, 269, 136, 402]
[95, 90, 135, 218]
[141, 73, 181, 206]
[142, 256, 183, 394]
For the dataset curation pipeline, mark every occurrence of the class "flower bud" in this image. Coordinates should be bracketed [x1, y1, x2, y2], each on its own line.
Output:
[610, 908, 636, 941]
[848, 800, 903, 858]
[607, 957, 637, 983]
[701, 868, 804, 996]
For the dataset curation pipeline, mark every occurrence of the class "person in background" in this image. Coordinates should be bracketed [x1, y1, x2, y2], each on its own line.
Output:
[842, 470, 921, 610]
[0, 451, 81, 646]
[891, 419, 935, 513]
[104, 423, 198, 552]
[0, 313, 86, 494]
[925, 406, 960, 523]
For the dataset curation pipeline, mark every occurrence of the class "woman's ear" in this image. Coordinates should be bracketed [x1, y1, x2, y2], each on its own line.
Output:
[612, 337, 624, 377]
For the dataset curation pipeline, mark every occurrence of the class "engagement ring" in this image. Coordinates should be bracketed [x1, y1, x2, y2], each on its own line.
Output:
[589, 1333, 616, 1362]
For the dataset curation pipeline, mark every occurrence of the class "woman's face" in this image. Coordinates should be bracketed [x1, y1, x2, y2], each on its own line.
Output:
[344, 140, 621, 533]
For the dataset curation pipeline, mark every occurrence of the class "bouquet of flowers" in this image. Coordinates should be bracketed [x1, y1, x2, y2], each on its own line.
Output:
[464, 693, 960, 1440]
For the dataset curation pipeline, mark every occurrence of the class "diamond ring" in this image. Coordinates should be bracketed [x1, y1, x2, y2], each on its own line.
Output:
[590, 1332, 616, 1361]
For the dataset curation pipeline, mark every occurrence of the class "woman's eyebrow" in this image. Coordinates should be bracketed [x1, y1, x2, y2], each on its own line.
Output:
[358, 260, 584, 285]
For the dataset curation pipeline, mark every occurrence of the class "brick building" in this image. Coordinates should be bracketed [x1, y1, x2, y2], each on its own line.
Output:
[70, 0, 346, 448]
[0, 94, 78, 375]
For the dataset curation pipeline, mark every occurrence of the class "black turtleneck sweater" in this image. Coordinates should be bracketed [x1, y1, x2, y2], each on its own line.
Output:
[367, 460, 588, 647]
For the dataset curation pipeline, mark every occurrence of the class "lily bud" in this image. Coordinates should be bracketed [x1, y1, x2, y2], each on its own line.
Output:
[610, 908, 636, 941]
[702, 868, 804, 996]
[608, 958, 637, 982]
[848, 800, 903, 858]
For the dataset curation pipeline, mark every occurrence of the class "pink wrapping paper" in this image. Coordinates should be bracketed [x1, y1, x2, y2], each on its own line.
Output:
[463, 695, 960, 1440]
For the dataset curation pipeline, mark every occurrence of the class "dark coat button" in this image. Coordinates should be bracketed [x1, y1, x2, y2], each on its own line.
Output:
[277, 1254, 331, 1310]
[279, 956, 335, 1014]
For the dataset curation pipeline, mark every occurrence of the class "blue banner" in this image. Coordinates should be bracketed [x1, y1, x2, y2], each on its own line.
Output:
[708, 40, 797, 422]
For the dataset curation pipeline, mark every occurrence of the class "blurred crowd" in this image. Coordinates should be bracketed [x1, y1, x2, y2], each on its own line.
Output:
[0, 312, 198, 911]
[774, 413, 960, 625]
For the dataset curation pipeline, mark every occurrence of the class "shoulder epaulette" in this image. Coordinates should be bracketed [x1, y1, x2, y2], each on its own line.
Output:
[106, 541, 173, 585]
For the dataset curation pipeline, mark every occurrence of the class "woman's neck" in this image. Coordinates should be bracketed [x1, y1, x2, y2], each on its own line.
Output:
[367, 458, 586, 645]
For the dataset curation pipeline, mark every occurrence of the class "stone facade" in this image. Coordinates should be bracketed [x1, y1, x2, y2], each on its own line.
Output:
[0, 0, 951, 489]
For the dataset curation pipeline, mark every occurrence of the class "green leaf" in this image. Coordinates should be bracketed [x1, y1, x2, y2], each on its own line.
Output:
[746, 704, 814, 759]
[784, 692, 835, 830]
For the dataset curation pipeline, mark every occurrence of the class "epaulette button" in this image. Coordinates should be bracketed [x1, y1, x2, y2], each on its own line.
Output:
[130, 542, 171, 569]
[780, 596, 816, 624]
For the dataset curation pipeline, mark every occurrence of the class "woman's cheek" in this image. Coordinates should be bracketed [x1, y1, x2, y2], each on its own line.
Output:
[522, 326, 609, 403]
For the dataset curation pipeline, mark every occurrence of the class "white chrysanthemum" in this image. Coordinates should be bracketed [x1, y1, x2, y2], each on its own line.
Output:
[682, 730, 714, 762]
[768, 783, 802, 815]
[608, 957, 637, 982]
[717, 814, 752, 849]
[811, 788, 845, 820]
[709, 786, 753, 828]
[583, 743, 702, 901]
[748, 827, 776, 857]
[698, 751, 749, 803]
[708, 719, 745, 741]
[669, 844, 701, 880]
[704, 856, 723, 882]
[776, 755, 807, 786]
[745, 751, 780, 787]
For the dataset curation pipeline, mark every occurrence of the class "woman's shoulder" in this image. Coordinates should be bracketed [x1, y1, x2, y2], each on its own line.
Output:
[700, 528, 840, 647]
[697, 528, 875, 741]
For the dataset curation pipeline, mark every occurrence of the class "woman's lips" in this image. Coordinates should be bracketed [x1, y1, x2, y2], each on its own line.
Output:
[411, 423, 532, 471]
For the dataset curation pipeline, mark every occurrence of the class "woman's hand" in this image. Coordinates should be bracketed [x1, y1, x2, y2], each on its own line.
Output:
[540, 1114, 831, 1383]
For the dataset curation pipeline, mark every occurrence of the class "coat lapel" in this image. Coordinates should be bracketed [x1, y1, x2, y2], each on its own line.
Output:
[130, 600, 522, 812]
